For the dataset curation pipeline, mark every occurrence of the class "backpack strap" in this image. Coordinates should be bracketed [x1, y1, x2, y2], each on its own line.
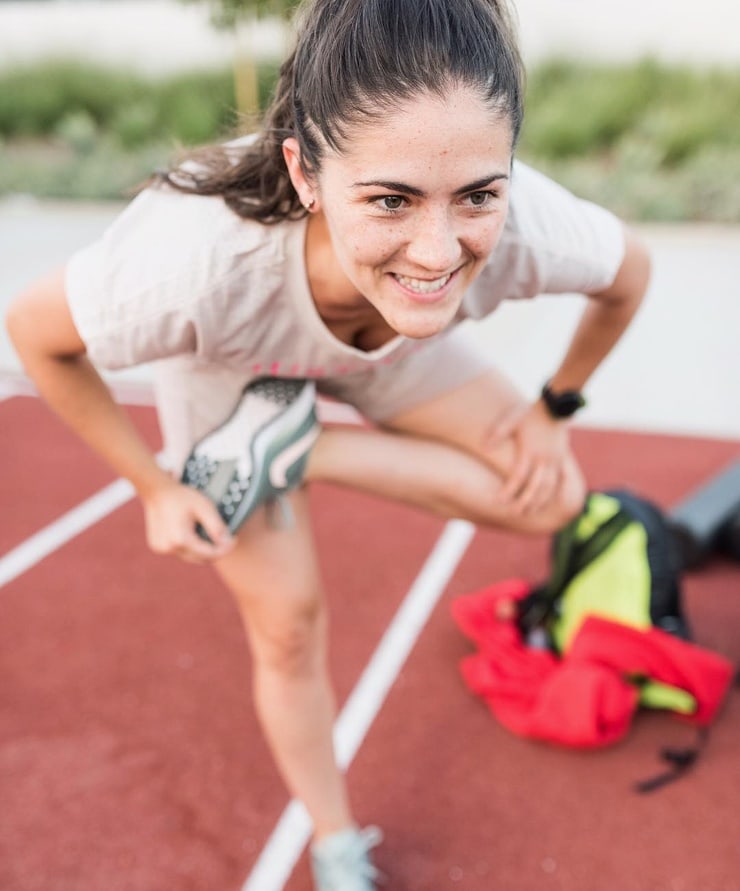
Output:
[518, 498, 633, 635]
[634, 728, 709, 794]
[516, 500, 589, 633]
[635, 671, 740, 793]
[565, 508, 634, 578]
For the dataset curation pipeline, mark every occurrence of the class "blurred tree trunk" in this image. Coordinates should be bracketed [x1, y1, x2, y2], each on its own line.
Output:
[180, 0, 296, 117]
[234, 16, 260, 120]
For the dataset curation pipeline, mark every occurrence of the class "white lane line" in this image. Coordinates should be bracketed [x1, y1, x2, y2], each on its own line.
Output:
[0, 371, 158, 406]
[0, 478, 135, 588]
[241, 518, 476, 891]
[0, 372, 36, 400]
[0, 382, 28, 401]
[0, 450, 169, 588]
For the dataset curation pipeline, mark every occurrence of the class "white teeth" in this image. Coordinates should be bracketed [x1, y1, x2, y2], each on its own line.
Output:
[394, 272, 452, 294]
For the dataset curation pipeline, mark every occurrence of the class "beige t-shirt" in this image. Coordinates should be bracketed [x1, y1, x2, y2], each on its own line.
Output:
[65, 161, 625, 459]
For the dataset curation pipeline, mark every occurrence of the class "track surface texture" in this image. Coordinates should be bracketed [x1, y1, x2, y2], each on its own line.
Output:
[1, 395, 738, 891]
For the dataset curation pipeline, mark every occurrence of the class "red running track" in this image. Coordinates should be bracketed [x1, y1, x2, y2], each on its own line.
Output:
[1, 394, 739, 891]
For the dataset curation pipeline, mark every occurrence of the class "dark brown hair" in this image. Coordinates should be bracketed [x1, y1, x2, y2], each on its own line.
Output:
[158, 0, 524, 223]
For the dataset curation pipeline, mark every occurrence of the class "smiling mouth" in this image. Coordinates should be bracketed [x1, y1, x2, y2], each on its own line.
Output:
[392, 271, 454, 294]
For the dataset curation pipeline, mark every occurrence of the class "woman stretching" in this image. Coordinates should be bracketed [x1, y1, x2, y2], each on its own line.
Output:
[6, 0, 650, 887]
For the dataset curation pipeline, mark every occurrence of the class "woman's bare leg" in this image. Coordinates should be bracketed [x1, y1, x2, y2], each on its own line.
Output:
[209, 371, 581, 842]
[309, 371, 586, 534]
[214, 489, 351, 840]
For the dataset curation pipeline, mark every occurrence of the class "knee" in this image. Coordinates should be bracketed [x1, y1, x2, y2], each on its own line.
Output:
[474, 455, 587, 534]
[550, 462, 588, 532]
[537, 460, 588, 534]
[250, 597, 326, 679]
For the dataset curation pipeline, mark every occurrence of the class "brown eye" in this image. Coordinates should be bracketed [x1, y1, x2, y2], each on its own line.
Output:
[469, 191, 490, 207]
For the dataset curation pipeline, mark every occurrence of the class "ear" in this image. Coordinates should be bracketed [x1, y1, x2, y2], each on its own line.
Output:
[282, 137, 318, 211]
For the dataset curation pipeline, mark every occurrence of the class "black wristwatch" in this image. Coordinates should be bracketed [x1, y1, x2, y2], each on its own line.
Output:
[540, 381, 586, 419]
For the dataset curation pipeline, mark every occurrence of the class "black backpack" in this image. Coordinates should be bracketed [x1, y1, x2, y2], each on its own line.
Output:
[517, 489, 690, 652]
[517, 489, 709, 792]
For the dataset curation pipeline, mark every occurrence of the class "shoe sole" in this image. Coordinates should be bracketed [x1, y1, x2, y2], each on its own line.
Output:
[228, 381, 319, 532]
[184, 380, 319, 538]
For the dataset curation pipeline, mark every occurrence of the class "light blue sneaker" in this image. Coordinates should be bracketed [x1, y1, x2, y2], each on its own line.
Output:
[311, 826, 384, 891]
[180, 377, 320, 537]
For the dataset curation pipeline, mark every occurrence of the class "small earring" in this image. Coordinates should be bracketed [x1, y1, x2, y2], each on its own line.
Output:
[303, 198, 316, 211]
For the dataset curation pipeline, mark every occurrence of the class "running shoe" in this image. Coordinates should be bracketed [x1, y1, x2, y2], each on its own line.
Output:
[180, 377, 320, 537]
[311, 826, 384, 891]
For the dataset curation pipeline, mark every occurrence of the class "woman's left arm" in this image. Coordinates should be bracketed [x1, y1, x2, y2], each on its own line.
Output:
[544, 224, 651, 394]
[493, 225, 651, 513]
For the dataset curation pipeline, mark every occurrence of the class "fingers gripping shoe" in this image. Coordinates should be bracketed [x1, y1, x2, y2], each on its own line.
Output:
[311, 826, 384, 891]
[180, 377, 320, 536]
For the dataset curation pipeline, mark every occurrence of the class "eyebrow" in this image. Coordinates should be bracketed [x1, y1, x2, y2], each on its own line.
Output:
[352, 173, 509, 198]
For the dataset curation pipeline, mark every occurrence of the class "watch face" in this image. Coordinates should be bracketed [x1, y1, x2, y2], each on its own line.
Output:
[557, 392, 585, 417]
[542, 385, 586, 418]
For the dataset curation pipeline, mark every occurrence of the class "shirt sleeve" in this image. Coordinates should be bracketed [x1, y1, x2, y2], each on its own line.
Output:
[64, 187, 257, 370]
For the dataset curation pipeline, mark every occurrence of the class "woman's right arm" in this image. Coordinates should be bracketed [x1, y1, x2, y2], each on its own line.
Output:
[5, 267, 234, 562]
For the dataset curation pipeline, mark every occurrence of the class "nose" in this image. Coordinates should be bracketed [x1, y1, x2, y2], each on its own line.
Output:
[404, 206, 462, 273]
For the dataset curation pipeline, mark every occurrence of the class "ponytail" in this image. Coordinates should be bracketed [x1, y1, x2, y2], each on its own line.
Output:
[155, 51, 305, 223]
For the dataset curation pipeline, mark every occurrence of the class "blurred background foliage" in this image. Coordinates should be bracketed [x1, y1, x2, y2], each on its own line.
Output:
[178, 0, 298, 118]
[519, 59, 740, 222]
[179, 0, 297, 29]
[1, 56, 739, 221]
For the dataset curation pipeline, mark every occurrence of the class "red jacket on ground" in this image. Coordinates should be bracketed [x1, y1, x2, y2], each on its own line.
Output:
[451, 579, 734, 748]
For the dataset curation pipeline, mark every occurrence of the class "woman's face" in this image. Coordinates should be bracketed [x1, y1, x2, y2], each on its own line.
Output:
[292, 85, 513, 339]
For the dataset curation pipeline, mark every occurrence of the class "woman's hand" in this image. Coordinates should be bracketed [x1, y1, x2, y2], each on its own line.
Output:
[488, 399, 572, 515]
[6, 269, 237, 563]
[140, 478, 235, 564]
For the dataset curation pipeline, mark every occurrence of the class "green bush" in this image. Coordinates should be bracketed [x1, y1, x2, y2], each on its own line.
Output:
[156, 69, 236, 143]
[520, 59, 740, 165]
[0, 139, 171, 201]
[112, 102, 160, 150]
[517, 59, 740, 222]
[0, 61, 145, 137]
[521, 60, 658, 158]
[0, 61, 236, 145]
[54, 110, 99, 154]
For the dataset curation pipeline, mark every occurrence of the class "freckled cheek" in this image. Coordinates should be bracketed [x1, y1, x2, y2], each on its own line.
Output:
[328, 218, 377, 272]
[467, 218, 507, 261]
[348, 228, 404, 270]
